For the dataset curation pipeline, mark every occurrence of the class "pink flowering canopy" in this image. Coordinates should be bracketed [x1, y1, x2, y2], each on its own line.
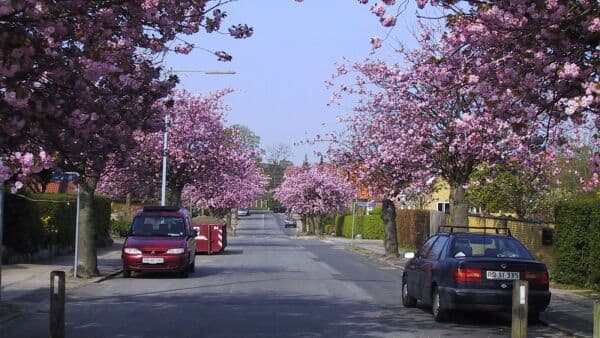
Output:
[356, 0, 599, 188]
[99, 89, 265, 207]
[330, 28, 568, 194]
[274, 165, 356, 216]
[182, 151, 267, 209]
[0, 1, 252, 188]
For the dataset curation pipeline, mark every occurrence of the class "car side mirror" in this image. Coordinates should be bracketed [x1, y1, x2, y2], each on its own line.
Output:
[190, 230, 198, 237]
[119, 230, 130, 238]
[404, 252, 415, 259]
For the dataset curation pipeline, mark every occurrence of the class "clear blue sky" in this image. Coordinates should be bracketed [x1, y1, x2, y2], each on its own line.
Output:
[166, 0, 431, 165]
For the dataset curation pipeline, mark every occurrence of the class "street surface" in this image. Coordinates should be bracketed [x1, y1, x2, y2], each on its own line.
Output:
[2, 211, 567, 337]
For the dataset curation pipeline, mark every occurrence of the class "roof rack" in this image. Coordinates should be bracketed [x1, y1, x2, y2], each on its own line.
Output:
[438, 225, 512, 237]
[142, 206, 180, 212]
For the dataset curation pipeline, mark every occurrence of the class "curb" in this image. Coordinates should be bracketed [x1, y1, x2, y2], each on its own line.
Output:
[539, 317, 589, 338]
[94, 269, 123, 283]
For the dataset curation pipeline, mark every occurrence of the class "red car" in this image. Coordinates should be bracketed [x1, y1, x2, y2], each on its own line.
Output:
[121, 206, 197, 278]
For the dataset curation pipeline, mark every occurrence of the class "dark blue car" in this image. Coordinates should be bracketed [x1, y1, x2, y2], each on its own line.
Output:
[401, 227, 551, 322]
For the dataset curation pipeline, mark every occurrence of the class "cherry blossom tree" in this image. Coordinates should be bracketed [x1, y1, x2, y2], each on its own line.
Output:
[328, 27, 568, 233]
[274, 165, 355, 235]
[359, 0, 600, 185]
[182, 152, 266, 214]
[1, 1, 252, 277]
[99, 89, 266, 214]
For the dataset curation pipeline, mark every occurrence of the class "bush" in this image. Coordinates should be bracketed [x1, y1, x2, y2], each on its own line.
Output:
[553, 198, 600, 287]
[110, 220, 131, 236]
[334, 214, 345, 236]
[369, 207, 382, 215]
[3, 192, 113, 256]
[93, 195, 112, 246]
[335, 214, 385, 239]
[361, 215, 384, 239]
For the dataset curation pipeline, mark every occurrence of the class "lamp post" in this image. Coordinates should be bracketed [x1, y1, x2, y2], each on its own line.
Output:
[160, 69, 236, 206]
[0, 160, 4, 300]
[64, 172, 81, 278]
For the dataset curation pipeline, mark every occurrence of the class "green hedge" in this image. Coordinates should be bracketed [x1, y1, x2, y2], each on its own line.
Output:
[336, 214, 384, 239]
[110, 219, 131, 236]
[3, 192, 112, 256]
[554, 198, 600, 287]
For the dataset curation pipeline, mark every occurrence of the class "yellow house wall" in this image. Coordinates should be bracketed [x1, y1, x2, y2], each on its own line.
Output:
[424, 180, 450, 211]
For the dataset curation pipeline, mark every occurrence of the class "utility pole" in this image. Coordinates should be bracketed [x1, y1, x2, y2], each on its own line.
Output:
[160, 114, 169, 206]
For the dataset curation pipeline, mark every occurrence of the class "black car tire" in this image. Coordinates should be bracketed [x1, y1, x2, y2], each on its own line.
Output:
[528, 312, 540, 324]
[123, 269, 131, 278]
[180, 268, 189, 278]
[402, 279, 417, 307]
[432, 287, 448, 322]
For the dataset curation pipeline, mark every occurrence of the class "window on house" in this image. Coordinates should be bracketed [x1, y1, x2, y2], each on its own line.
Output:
[469, 207, 481, 214]
[437, 202, 450, 214]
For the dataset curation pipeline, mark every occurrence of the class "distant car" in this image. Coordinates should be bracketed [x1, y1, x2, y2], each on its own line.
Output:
[121, 206, 197, 278]
[284, 218, 296, 228]
[237, 208, 250, 216]
[272, 205, 286, 213]
[401, 227, 551, 322]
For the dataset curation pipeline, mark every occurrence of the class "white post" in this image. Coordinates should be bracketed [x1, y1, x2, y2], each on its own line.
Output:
[160, 114, 169, 206]
[351, 200, 356, 240]
[74, 182, 80, 278]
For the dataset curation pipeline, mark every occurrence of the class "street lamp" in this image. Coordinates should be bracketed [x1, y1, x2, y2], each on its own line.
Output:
[64, 172, 81, 278]
[160, 69, 236, 206]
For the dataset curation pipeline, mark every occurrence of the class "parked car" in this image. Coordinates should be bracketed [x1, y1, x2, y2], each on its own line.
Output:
[121, 206, 197, 278]
[284, 218, 296, 228]
[237, 208, 250, 216]
[272, 205, 286, 213]
[401, 226, 551, 322]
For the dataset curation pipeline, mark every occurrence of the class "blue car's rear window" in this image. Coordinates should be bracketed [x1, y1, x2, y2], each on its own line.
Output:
[450, 235, 533, 259]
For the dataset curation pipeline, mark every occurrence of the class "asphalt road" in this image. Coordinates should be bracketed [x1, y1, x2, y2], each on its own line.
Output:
[3, 211, 567, 338]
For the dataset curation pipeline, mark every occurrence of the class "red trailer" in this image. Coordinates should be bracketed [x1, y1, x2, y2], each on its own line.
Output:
[193, 223, 227, 254]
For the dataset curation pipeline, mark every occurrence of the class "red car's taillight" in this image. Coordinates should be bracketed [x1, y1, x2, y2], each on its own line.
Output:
[454, 267, 483, 282]
[525, 271, 549, 285]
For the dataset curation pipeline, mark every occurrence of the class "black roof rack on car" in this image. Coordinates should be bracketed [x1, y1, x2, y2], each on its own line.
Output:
[142, 206, 180, 212]
[438, 225, 512, 237]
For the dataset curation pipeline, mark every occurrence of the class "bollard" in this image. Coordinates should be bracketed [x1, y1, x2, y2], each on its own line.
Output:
[50, 271, 65, 338]
[594, 301, 600, 338]
[512, 280, 528, 338]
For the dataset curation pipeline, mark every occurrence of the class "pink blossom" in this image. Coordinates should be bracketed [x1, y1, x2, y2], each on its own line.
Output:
[371, 2, 385, 17]
[588, 18, 600, 32]
[371, 36, 382, 49]
[559, 62, 580, 79]
[380, 15, 396, 27]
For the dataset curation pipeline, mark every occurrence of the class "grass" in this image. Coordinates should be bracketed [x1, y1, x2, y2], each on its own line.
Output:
[549, 281, 600, 300]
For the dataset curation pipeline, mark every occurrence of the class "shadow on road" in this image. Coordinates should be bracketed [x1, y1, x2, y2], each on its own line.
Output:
[10, 291, 554, 338]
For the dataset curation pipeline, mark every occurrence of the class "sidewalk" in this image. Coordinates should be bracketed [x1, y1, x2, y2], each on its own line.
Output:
[0, 239, 123, 324]
[315, 235, 595, 338]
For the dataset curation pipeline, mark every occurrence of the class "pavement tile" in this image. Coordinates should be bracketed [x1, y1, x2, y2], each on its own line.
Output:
[0, 238, 124, 324]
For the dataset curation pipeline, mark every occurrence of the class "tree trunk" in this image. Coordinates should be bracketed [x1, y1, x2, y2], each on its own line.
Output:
[381, 199, 398, 257]
[226, 211, 232, 232]
[449, 183, 469, 230]
[230, 208, 237, 235]
[315, 215, 323, 236]
[125, 193, 131, 221]
[77, 177, 99, 278]
[301, 215, 307, 233]
[170, 184, 183, 206]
